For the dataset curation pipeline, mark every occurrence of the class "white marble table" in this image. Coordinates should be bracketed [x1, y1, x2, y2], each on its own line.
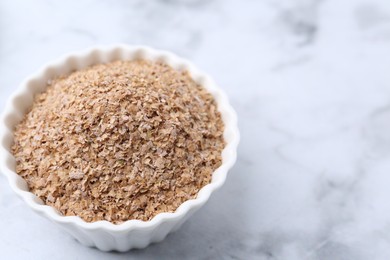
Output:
[1, 0, 390, 259]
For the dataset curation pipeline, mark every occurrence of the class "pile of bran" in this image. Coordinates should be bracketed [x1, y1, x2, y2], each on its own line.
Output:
[12, 60, 224, 223]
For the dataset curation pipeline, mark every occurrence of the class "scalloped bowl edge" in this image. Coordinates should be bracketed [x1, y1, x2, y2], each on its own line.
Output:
[0, 44, 239, 251]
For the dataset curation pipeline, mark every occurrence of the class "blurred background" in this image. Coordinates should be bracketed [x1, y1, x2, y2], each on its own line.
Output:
[1, 0, 390, 259]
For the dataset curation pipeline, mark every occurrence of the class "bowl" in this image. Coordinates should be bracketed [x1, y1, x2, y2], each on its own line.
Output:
[0, 44, 239, 251]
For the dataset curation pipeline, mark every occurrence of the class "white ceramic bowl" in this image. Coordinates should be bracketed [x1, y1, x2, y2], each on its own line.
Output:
[0, 44, 239, 251]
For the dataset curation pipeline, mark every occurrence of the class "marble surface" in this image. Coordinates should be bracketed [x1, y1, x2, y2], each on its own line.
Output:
[1, 0, 390, 259]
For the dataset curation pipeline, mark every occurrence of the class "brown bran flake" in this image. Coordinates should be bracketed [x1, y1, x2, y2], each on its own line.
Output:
[12, 60, 225, 224]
